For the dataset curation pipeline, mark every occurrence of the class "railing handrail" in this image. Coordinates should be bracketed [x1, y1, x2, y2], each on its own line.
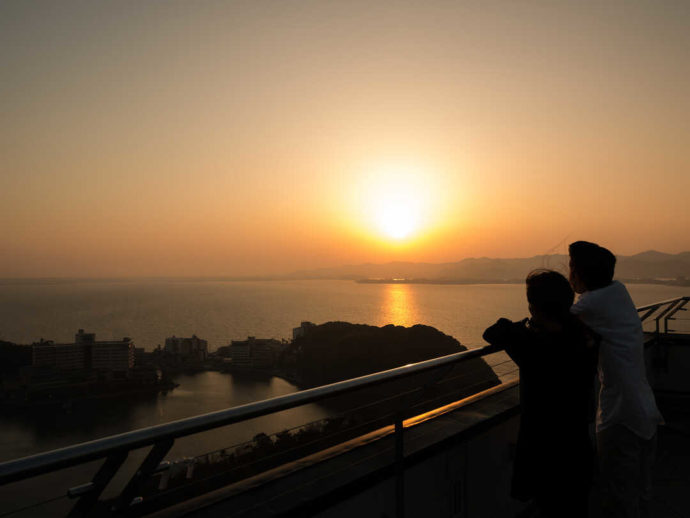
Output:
[636, 296, 689, 313]
[0, 343, 500, 485]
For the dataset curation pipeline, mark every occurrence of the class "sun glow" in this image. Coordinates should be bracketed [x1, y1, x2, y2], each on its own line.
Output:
[375, 188, 421, 240]
[355, 162, 436, 242]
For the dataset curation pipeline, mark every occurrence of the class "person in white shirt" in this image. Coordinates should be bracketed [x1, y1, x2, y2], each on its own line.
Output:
[569, 241, 662, 518]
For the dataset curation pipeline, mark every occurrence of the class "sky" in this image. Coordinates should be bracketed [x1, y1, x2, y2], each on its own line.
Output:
[1, 0, 689, 277]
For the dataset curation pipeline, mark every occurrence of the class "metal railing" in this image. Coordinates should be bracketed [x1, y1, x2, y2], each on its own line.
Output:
[637, 296, 689, 335]
[0, 343, 508, 517]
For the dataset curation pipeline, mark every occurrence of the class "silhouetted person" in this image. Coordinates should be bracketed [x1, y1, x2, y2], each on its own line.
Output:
[483, 270, 596, 517]
[569, 241, 662, 518]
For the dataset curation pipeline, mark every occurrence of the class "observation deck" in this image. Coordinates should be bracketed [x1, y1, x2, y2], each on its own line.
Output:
[0, 297, 688, 518]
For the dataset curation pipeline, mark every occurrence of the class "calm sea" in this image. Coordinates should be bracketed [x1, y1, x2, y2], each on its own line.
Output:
[2, 279, 685, 350]
[0, 280, 686, 512]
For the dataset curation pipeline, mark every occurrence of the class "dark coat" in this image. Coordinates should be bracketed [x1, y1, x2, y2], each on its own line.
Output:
[483, 316, 596, 502]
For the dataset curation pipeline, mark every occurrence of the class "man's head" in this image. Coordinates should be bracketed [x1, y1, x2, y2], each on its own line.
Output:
[526, 269, 574, 321]
[568, 241, 616, 293]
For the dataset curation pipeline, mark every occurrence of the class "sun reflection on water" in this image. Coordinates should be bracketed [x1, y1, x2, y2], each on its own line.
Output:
[382, 283, 418, 327]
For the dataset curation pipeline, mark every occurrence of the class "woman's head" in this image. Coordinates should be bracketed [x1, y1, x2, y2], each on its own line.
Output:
[568, 241, 616, 293]
[526, 269, 574, 321]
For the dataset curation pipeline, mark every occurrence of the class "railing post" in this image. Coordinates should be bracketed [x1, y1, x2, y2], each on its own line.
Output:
[664, 299, 688, 334]
[395, 413, 404, 518]
[655, 299, 682, 336]
[113, 439, 174, 512]
[639, 306, 659, 323]
[67, 450, 128, 518]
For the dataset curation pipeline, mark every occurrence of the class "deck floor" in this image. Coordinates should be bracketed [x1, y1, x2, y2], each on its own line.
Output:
[587, 409, 690, 518]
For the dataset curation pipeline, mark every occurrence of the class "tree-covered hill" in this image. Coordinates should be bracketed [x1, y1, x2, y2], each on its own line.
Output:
[282, 322, 499, 394]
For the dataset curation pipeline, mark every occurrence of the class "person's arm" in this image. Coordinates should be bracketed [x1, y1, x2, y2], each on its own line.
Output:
[483, 318, 528, 366]
[570, 291, 592, 318]
[482, 318, 513, 344]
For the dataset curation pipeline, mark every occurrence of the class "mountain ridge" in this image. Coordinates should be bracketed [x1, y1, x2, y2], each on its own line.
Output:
[286, 251, 690, 283]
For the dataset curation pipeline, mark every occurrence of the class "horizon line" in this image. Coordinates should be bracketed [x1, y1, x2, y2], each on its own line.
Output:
[1, 249, 687, 282]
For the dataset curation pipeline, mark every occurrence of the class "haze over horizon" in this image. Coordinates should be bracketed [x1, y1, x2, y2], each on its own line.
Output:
[2, 1, 689, 278]
[1, 248, 687, 281]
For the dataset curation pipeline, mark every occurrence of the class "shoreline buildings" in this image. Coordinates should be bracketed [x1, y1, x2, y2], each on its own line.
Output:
[32, 329, 134, 375]
[217, 336, 287, 370]
[292, 321, 316, 340]
[164, 335, 208, 363]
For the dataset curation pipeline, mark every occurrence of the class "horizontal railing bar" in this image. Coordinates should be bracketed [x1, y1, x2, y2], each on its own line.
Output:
[0, 344, 500, 485]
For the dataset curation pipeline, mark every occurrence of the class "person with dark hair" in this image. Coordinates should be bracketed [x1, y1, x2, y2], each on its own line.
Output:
[483, 269, 597, 517]
[568, 241, 662, 518]
[569, 241, 617, 292]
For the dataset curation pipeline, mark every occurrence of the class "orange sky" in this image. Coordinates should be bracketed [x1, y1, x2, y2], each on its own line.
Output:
[1, 1, 689, 277]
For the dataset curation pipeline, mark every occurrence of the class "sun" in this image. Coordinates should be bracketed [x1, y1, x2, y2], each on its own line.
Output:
[375, 189, 421, 240]
[355, 162, 433, 242]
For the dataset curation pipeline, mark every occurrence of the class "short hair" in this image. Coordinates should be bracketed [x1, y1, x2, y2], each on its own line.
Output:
[526, 269, 574, 320]
[568, 241, 616, 290]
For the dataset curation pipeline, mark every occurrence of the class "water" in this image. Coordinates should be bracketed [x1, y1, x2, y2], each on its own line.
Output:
[0, 280, 686, 461]
[0, 279, 685, 349]
[0, 279, 529, 349]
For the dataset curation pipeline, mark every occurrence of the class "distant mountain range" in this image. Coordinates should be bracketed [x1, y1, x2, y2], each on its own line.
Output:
[286, 251, 690, 285]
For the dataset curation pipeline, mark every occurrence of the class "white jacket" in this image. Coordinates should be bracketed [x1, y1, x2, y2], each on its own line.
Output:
[571, 281, 662, 439]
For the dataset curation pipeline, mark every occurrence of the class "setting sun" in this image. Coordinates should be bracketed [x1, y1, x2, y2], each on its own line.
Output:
[352, 161, 439, 243]
[375, 188, 421, 240]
